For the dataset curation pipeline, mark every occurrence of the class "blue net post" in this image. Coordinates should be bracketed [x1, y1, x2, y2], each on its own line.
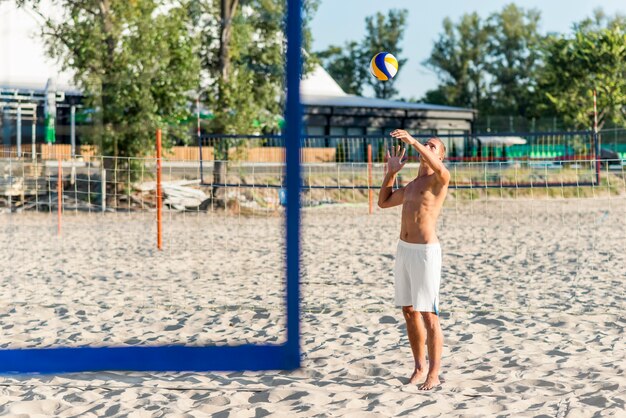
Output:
[284, 0, 303, 369]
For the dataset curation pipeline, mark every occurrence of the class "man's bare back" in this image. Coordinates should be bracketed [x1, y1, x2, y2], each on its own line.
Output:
[378, 131, 449, 391]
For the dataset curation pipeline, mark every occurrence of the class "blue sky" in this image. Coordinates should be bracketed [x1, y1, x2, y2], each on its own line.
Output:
[310, 0, 626, 100]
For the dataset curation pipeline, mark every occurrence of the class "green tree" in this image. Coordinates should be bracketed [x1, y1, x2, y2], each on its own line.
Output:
[18, 0, 200, 160]
[485, 4, 543, 117]
[189, 0, 319, 206]
[316, 9, 408, 99]
[192, 0, 319, 143]
[423, 4, 543, 116]
[539, 27, 626, 130]
[422, 12, 489, 109]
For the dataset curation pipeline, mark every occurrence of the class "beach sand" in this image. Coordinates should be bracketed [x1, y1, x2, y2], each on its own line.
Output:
[0, 196, 624, 417]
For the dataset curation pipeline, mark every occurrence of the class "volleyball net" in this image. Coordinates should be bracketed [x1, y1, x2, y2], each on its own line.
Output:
[2, 130, 625, 214]
[0, 129, 624, 370]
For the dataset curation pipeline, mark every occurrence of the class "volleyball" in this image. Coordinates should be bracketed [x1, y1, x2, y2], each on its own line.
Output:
[369, 52, 399, 81]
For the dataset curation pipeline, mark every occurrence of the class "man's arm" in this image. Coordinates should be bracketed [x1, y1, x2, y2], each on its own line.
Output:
[378, 145, 406, 209]
[378, 171, 405, 208]
[391, 130, 450, 182]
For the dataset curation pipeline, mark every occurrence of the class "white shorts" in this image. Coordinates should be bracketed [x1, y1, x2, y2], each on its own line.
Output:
[394, 240, 442, 314]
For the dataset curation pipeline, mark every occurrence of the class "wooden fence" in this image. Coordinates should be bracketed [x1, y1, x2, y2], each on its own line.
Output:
[0, 145, 336, 163]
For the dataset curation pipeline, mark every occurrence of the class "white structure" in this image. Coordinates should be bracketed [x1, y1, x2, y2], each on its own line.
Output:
[477, 136, 527, 146]
[300, 64, 348, 98]
[0, 2, 75, 90]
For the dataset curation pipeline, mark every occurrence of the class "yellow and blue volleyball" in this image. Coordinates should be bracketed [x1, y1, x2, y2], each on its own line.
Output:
[370, 52, 399, 81]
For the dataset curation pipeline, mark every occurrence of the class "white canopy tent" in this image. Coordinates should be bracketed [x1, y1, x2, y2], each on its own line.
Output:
[476, 136, 527, 146]
[300, 64, 348, 97]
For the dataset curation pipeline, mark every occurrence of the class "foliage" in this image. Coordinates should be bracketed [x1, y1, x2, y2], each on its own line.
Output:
[192, 0, 318, 132]
[191, 0, 319, 160]
[539, 26, 626, 130]
[423, 4, 543, 116]
[422, 12, 488, 109]
[484, 4, 543, 117]
[423, 4, 626, 130]
[18, 0, 200, 159]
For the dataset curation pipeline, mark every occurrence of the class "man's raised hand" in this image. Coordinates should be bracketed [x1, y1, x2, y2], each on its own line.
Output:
[386, 145, 407, 174]
[390, 129, 417, 146]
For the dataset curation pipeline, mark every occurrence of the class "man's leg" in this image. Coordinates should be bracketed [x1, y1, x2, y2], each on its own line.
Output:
[419, 311, 443, 390]
[402, 306, 427, 384]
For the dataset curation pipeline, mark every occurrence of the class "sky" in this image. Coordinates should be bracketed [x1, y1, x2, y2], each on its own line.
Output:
[0, 1, 73, 89]
[310, 0, 626, 99]
[1, 1, 625, 97]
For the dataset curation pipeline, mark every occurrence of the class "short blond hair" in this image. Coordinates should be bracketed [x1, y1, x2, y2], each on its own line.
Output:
[429, 137, 446, 159]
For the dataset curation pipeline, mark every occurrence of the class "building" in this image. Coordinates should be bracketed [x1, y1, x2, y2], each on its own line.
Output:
[0, 79, 83, 155]
[300, 64, 475, 160]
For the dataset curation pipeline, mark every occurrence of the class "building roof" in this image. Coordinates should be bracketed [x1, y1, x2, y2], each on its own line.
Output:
[302, 93, 472, 113]
[300, 64, 473, 114]
[0, 80, 82, 97]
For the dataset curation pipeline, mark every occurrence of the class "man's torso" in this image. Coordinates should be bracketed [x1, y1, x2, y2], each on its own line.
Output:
[400, 173, 448, 244]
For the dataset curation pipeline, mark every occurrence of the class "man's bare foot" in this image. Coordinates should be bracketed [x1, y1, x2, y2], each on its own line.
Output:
[408, 368, 426, 385]
[418, 374, 441, 390]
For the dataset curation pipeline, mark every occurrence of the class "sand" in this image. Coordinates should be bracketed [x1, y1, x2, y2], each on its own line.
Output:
[0, 195, 624, 417]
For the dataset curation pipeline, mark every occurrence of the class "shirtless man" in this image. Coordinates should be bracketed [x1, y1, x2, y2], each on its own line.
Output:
[378, 129, 450, 390]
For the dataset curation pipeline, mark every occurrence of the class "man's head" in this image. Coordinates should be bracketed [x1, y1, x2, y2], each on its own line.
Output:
[424, 137, 446, 161]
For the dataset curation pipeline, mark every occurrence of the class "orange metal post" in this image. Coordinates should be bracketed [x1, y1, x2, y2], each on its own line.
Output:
[57, 158, 62, 235]
[367, 144, 373, 214]
[156, 129, 163, 250]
